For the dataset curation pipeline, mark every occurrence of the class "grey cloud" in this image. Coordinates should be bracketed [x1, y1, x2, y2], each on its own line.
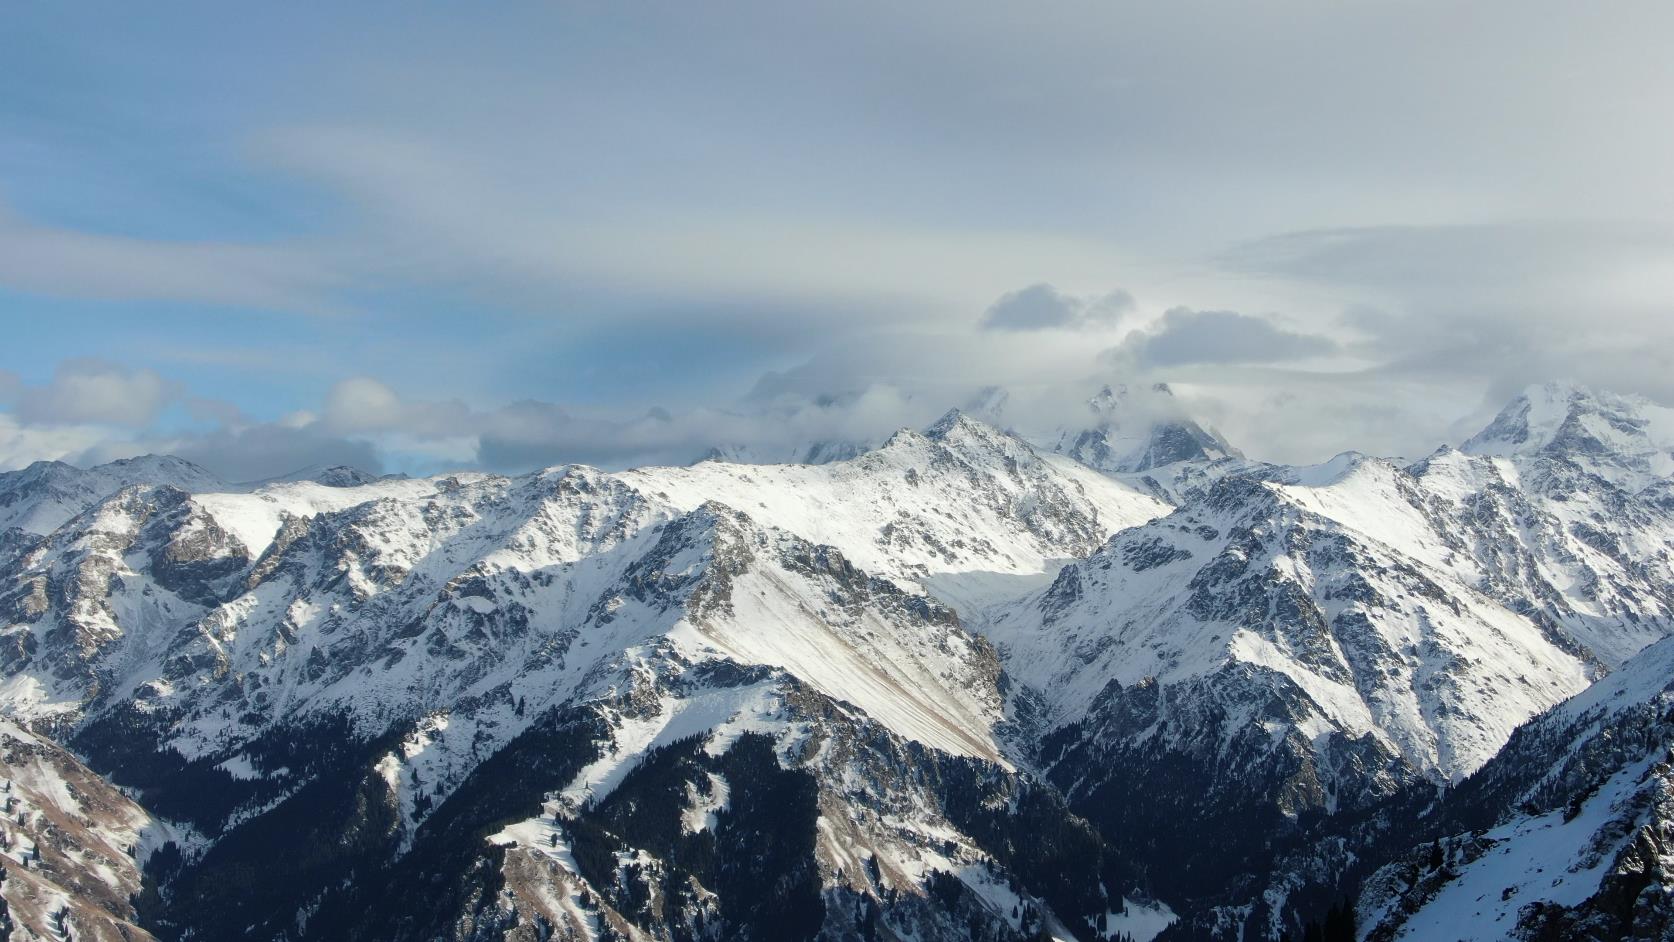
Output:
[170, 425, 383, 483]
[1221, 222, 1674, 309]
[1218, 221, 1674, 412]
[981, 284, 1135, 331]
[0, 361, 386, 480]
[1109, 308, 1337, 368]
[63, 421, 384, 483]
[477, 392, 925, 472]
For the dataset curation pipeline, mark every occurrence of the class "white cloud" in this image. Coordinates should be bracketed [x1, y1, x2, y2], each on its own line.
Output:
[0, 414, 118, 471]
[14, 360, 176, 428]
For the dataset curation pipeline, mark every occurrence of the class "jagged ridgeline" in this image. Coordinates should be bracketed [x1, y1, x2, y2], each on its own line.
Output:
[0, 382, 1670, 940]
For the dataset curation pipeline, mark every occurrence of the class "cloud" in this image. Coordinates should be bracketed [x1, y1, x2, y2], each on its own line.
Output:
[326, 383, 926, 473]
[0, 414, 119, 471]
[1107, 308, 1337, 368]
[14, 360, 177, 428]
[1215, 221, 1674, 422]
[1220, 222, 1674, 312]
[0, 205, 343, 314]
[0, 362, 387, 480]
[10, 3, 1674, 479]
[980, 283, 1136, 331]
[321, 376, 405, 432]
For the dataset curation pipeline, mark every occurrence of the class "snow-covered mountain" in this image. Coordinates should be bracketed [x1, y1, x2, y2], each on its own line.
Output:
[0, 455, 223, 536]
[1462, 380, 1674, 488]
[0, 411, 1173, 940]
[692, 382, 1236, 483]
[974, 383, 1674, 934]
[0, 383, 1670, 941]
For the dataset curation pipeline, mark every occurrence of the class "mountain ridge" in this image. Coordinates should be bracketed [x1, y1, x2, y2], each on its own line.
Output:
[0, 383, 1671, 941]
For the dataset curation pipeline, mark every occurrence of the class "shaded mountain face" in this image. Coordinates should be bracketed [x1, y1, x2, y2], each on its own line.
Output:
[0, 384, 1671, 942]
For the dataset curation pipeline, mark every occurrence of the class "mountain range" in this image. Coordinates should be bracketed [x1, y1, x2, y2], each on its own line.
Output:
[0, 381, 1669, 941]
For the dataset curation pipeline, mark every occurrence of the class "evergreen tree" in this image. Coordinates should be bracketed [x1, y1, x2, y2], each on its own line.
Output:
[1323, 898, 1355, 942]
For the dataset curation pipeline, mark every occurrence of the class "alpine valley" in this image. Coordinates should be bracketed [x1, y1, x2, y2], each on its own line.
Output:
[0, 380, 1671, 942]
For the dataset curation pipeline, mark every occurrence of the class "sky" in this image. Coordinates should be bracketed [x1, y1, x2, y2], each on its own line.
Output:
[3, 1, 1673, 479]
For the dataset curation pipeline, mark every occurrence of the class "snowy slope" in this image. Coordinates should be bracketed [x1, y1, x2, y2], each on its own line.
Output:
[0, 412, 1143, 813]
[991, 470, 1593, 783]
[1360, 634, 1674, 941]
[627, 410, 1168, 584]
[1276, 445, 1674, 670]
[976, 429, 1669, 929]
[0, 717, 165, 942]
[0, 411, 1163, 941]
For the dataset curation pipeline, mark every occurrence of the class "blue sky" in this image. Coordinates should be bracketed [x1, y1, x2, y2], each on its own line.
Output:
[4, 1, 1674, 477]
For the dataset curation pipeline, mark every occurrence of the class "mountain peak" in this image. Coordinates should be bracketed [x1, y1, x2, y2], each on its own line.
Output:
[1058, 383, 1240, 475]
[255, 463, 386, 487]
[920, 409, 1038, 462]
[1462, 382, 1674, 481]
[0, 453, 227, 535]
[924, 407, 995, 442]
